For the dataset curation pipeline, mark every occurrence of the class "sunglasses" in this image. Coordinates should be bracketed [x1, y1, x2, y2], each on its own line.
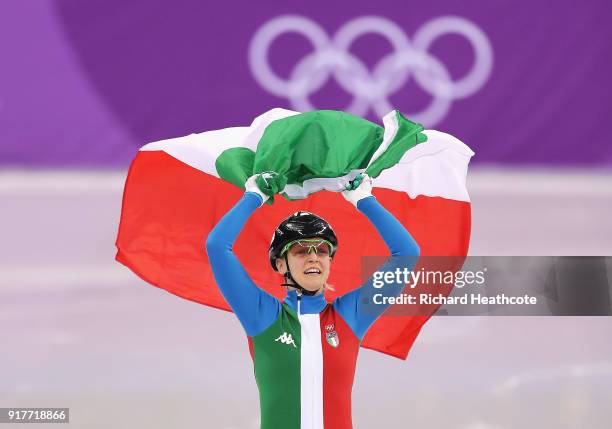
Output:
[280, 239, 334, 258]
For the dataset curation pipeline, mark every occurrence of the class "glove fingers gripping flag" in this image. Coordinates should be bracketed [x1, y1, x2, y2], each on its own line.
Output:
[116, 108, 474, 359]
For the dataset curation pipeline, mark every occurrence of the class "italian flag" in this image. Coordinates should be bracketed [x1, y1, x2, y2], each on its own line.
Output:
[115, 108, 473, 359]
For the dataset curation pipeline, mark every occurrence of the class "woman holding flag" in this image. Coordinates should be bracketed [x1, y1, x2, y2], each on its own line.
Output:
[206, 172, 420, 429]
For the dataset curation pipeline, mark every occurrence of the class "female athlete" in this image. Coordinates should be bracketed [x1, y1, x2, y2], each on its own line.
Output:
[206, 173, 420, 429]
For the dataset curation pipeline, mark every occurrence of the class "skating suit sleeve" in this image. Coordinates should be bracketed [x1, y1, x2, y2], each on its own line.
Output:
[333, 196, 420, 340]
[205, 192, 281, 337]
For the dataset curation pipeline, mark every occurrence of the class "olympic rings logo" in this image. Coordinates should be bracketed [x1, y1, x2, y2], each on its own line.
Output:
[248, 15, 493, 126]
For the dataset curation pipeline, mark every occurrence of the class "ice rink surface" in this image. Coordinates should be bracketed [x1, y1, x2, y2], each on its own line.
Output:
[1, 167, 611, 429]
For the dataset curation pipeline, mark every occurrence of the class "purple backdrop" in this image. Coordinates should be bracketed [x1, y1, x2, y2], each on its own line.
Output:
[1, 0, 611, 167]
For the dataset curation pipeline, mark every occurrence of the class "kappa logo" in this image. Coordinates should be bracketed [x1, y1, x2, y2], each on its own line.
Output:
[275, 332, 297, 348]
[324, 323, 335, 332]
[249, 15, 493, 126]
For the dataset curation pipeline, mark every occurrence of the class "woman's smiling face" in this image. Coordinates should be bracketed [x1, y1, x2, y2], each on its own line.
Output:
[275, 239, 333, 293]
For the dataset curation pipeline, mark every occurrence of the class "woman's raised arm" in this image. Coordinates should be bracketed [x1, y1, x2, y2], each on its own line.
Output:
[205, 179, 280, 337]
[334, 175, 420, 340]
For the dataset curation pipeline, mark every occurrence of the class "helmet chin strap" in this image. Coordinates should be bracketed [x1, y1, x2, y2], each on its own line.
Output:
[280, 255, 320, 296]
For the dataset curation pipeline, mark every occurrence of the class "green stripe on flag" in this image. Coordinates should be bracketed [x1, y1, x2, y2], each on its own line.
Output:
[214, 110, 427, 204]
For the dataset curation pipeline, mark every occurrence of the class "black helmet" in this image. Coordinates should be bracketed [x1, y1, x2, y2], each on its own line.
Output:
[269, 211, 338, 271]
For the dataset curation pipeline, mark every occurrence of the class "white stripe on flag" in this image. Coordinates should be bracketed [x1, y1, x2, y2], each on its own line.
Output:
[375, 130, 474, 202]
[243, 107, 300, 150]
[366, 110, 399, 168]
[140, 127, 251, 178]
[282, 169, 364, 198]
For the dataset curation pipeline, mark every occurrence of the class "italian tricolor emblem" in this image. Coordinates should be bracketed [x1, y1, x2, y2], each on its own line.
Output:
[115, 108, 473, 359]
